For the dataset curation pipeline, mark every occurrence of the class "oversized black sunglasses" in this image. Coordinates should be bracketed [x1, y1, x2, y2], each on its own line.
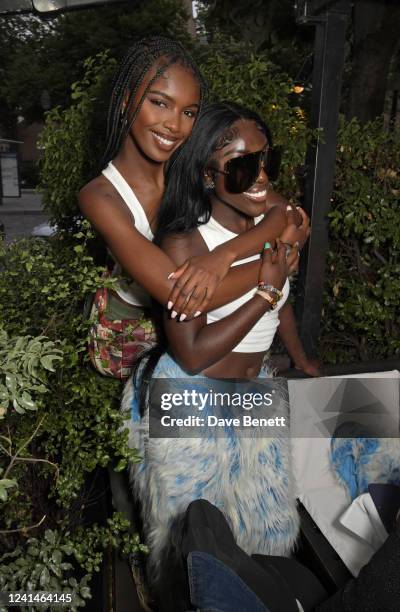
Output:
[210, 147, 272, 194]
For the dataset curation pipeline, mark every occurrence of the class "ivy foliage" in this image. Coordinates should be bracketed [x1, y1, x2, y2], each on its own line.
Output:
[0, 475, 16, 504]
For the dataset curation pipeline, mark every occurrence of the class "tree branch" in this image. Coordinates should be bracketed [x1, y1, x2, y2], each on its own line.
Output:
[0, 514, 46, 535]
[3, 416, 45, 479]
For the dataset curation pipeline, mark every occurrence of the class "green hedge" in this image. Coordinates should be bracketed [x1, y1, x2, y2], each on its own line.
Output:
[0, 228, 144, 607]
[321, 118, 400, 363]
[38, 52, 116, 231]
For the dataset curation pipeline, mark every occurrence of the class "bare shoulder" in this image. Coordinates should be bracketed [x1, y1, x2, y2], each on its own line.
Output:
[78, 175, 132, 223]
[78, 174, 116, 208]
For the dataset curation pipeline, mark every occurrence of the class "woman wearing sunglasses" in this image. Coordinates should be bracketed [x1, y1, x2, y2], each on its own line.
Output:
[123, 102, 318, 599]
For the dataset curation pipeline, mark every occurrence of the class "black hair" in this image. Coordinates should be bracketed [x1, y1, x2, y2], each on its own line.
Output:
[134, 102, 272, 417]
[100, 36, 207, 169]
[154, 101, 272, 245]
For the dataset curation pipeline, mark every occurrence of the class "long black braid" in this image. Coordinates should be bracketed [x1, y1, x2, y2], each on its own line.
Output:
[100, 36, 207, 170]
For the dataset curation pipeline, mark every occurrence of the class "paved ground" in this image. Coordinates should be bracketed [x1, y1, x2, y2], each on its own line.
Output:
[0, 189, 49, 243]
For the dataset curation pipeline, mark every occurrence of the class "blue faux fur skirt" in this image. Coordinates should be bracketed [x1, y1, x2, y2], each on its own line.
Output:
[121, 353, 300, 577]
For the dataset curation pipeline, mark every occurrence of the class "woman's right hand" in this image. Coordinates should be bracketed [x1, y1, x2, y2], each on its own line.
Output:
[166, 247, 236, 319]
[258, 239, 291, 291]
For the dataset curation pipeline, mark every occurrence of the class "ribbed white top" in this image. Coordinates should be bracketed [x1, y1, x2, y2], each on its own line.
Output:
[102, 162, 153, 307]
[197, 215, 289, 353]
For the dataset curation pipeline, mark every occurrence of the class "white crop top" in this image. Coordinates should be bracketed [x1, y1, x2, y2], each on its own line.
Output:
[197, 215, 289, 353]
[102, 162, 153, 307]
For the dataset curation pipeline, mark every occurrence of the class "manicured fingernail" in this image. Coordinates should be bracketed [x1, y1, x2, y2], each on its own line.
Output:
[286, 205, 292, 211]
[194, 311, 202, 318]
[296, 206, 301, 209]
[171, 311, 177, 319]
[263, 242, 271, 250]
[179, 313, 187, 321]
[167, 301, 173, 310]
[294, 241, 299, 247]
[167, 272, 175, 280]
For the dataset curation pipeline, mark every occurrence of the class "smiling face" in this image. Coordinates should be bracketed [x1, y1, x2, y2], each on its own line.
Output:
[125, 60, 200, 163]
[208, 119, 269, 226]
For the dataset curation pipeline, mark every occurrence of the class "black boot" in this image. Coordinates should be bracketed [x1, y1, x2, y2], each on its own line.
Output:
[181, 499, 299, 612]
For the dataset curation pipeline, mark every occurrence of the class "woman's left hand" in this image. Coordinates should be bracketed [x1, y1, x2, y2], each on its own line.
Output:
[295, 358, 322, 377]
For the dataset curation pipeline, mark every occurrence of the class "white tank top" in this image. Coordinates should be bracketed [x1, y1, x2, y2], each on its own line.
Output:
[197, 215, 289, 353]
[102, 162, 153, 307]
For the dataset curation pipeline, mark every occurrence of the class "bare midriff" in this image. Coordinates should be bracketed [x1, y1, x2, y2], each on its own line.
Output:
[203, 351, 266, 379]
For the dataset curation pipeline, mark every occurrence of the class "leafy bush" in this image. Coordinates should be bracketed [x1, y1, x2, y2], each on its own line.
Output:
[0, 329, 62, 418]
[38, 53, 116, 230]
[0, 227, 141, 601]
[0, 517, 147, 611]
[321, 117, 400, 363]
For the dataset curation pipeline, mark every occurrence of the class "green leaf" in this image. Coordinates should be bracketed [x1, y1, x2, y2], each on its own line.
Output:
[5, 374, 16, 393]
[51, 550, 62, 565]
[80, 586, 91, 599]
[13, 399, 26, 414]
[39, 567, 50, 587]
[18, 393, 37, 411]
[45, 530, 56, 545]
[0, 479, 17, 489]
[113, 458, 127, 472]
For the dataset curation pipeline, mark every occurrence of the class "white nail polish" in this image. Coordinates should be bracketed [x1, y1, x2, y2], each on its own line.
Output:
[171, 311, 177, 319]
[167, 272, 174, 280]
[194, 311, 202, 318]
[167, 301, 173, 310]
[179, 314, 187, 322]
[286, 205, 292, 211]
